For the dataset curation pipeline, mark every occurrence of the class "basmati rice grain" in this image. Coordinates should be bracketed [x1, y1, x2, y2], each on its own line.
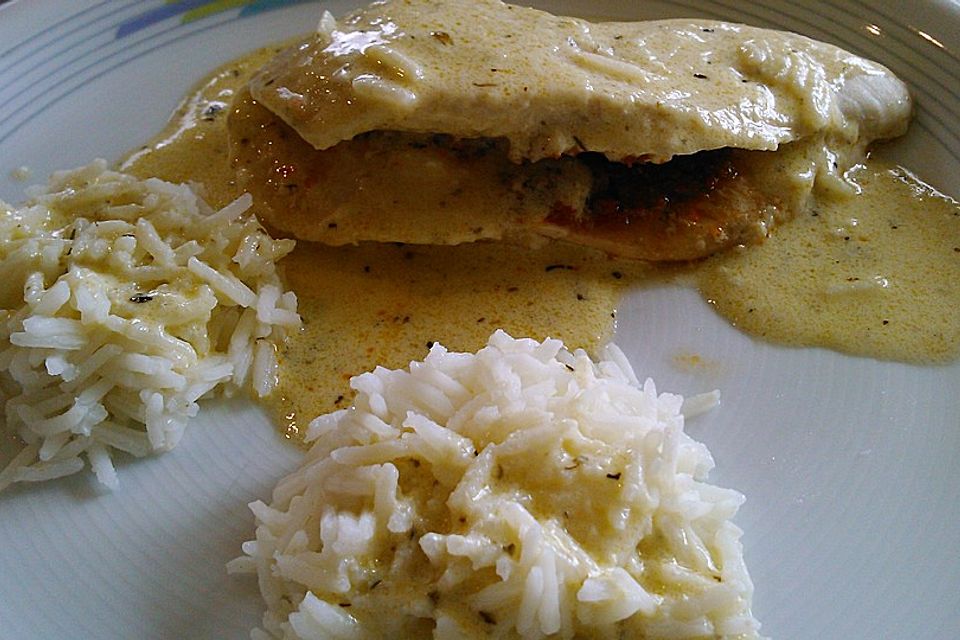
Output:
[234, 331, 760, 639]
[0, 161, 300, 490]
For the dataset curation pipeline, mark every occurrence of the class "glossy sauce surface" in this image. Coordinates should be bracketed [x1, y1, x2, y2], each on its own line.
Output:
[251, 0, 909, 163]
[696, 162, 960, 363]
[122, 44, 960, 439]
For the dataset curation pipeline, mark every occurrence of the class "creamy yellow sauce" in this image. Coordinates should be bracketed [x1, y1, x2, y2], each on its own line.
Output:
[252, 0, 909, 164]
[120, 44, 284, 209]
[122, 47, 640, 439]
[268, 241, 631, 438]
[122, 42, 960, 440]
[239, 0, 911, 263]
[695, 161, 960, 363]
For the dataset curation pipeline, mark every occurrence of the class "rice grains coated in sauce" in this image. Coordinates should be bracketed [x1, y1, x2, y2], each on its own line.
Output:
[123, 26, 960, 440]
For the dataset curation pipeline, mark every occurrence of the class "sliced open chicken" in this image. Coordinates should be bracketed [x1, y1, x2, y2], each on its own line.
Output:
[229, 0, 911, 261]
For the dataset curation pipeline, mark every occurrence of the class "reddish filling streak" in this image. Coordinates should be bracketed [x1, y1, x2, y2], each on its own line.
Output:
[548, 149, 737, 229]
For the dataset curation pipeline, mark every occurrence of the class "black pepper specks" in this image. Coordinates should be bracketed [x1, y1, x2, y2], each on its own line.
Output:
[201, 103, 224, 121]
[606, 472, 622, 480]
[693, 73, 708, 79]
[545, 264, 574, 272]
[129, 294, 153, 304]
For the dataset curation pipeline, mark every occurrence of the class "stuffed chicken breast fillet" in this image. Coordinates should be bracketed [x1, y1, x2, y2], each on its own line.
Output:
[229, 0, 911, 261]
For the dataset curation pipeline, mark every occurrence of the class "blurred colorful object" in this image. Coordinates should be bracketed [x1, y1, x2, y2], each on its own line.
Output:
[117, 0, 315, 39]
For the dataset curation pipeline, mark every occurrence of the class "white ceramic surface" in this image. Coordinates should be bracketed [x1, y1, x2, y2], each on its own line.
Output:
[0, 1, 957, 638]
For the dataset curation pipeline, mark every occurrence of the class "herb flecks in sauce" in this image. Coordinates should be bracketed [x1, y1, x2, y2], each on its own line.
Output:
[123, 41, 960, 441]
[271, 241, 631, 437]
[122, 45, 638, 440]
[696, 163, 960, 363]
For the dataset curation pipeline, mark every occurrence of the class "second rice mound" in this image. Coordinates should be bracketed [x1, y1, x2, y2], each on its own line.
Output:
[231, 331, 759, 639]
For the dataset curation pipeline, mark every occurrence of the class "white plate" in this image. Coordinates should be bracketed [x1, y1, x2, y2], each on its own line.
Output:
[1, 1, 957, 638]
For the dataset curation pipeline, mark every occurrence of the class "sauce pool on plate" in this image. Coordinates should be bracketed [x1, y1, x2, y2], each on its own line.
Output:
[122, 39, 960, 439]
[696, 162, 960, 363]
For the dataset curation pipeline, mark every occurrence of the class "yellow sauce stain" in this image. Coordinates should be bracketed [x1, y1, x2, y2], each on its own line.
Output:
[672, 352, 722, 375]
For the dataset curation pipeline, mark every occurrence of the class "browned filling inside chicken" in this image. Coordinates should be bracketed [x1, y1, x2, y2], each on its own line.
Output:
[541, 149, 773, 261]
[229, 88, 777, 262]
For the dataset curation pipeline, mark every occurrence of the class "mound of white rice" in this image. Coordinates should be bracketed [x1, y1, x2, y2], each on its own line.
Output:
[230, 331, 759, 639]
[0, 160, 300, 490]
